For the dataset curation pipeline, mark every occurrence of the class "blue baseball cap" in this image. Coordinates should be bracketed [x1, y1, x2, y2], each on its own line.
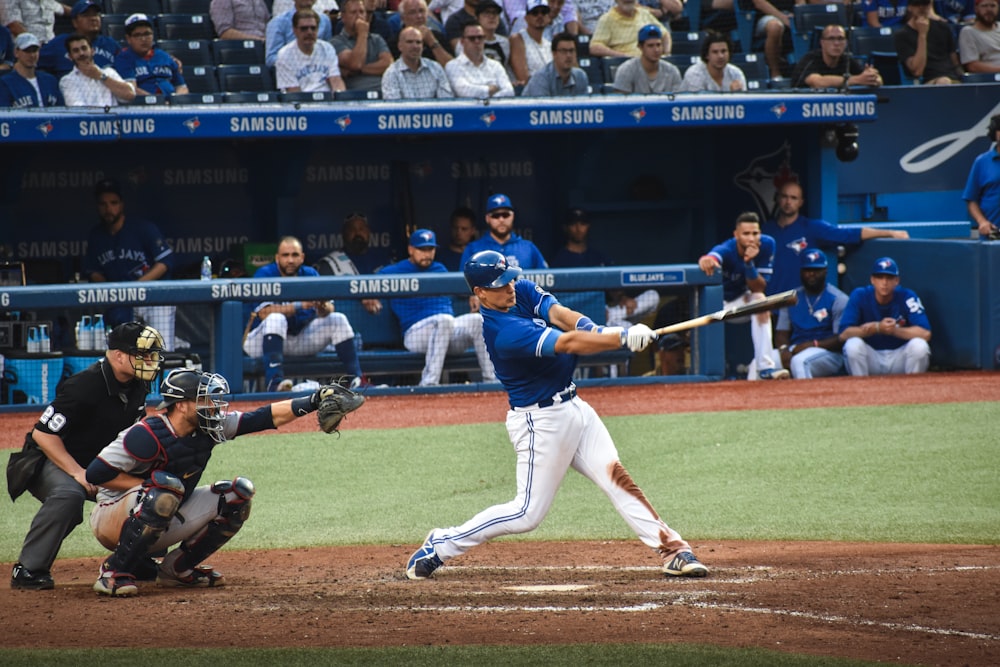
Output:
[638, 24, 662, 43]
[800, 249, 827, 269]
[409, 228, 437, 248]
[486, 193, 513, 213]
[71, 0, 101, 17]
[871, 257, 899, 276]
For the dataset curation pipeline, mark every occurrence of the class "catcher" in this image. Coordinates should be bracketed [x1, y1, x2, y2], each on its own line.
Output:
[84, 368, 364, 596]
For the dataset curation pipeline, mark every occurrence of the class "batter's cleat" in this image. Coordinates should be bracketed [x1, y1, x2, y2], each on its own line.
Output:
[93, 563, 138, 597]
[156, 563, 225, 588]
[405, 532, 443, 580]
[663, 551, 709, 578]
[10, 563, 54, 590]
[759, 368, 790, 380]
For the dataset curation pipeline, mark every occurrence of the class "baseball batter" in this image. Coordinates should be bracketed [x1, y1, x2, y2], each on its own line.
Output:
[405, 250, 709, 580]
[838, 256, 932, 376]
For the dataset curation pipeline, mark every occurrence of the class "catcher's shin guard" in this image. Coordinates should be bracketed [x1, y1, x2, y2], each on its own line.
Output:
[172, 477, 255, 573]
[106, 471, 184, 574]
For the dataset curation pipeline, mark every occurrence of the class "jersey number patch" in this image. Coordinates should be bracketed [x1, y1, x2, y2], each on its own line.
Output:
[38, 406, 68, 433]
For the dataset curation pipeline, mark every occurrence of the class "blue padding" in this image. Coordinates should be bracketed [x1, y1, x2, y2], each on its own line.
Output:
[839, 221, 972, 240]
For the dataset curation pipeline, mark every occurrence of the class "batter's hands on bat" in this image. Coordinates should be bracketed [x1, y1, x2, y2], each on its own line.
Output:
[625, 324, 655, 352]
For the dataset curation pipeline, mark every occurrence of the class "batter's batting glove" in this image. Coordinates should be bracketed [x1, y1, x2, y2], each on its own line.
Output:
[625, 323, 655, 352]
[315, 382, 366, 434]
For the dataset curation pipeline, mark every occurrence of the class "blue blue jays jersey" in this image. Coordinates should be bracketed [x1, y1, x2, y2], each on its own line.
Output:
[245, 262, 323, 336]
[761, 215, 862, 295]
[114, 47, 186, 96]
[39, 34, 121, 76]
[0, 69, 64, 108]
[460, 233, 549, 271]
[83, 219, 174, 282]
[840, 285, 931, 350]
[775, 284, 849, 345]
[379, 259, 453, 333]
[705, 235, 776, 302]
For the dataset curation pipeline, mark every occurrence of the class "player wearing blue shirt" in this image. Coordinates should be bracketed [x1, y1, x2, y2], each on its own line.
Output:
[404, 250, 709, 581]
[963, 114, 1000, 238]
[459, 193, 549, 270]
[378, 229, 495, 385]
[839, 256, 931, 376]
[0, 33, 64, 108]
[113, 13, 188, 98]
[774, 249, 849, 379]
[700, 211, 788, 380]
[762, 182, 909, 296]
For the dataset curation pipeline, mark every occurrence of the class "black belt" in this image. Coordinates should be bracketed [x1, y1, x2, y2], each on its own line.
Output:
[515, 386, 577, 410]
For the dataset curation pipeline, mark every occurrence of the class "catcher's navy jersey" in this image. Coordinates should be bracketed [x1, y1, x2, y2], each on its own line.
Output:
[480, 280, 576, 407]
[840, 285, 931, 350]
[704, 235, 776, 301]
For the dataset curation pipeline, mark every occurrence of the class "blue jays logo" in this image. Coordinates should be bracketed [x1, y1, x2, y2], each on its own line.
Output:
[489, 194, 509, 209]
[770, 103, 787, 118]
[812, 307, 829, 322]
[335, 115, 351, 131]
[630, 107, 646, 123]
[787, 238, 809, 255]
[480, 111, 496, 127]
[183, 117, 201, 133]
[414, 230, 434, 245]
[36, 121, 54, 137]
[734, 141, 799, 221]
[875, 258, 895, 273]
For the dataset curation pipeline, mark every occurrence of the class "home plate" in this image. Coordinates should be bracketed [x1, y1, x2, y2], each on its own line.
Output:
[505, 585, 591, 592]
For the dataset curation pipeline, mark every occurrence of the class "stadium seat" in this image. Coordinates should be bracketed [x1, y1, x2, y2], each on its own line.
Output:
[216, 63, 273, 92]
[578, 56, 604, 88]
[602, 56, 628, 84]
[869, 51, 908, 85]
[963, 72, 1000, 84]
[162, 0, 212, 13]
[101, 13, 131, 41]
[664, 54, 698, 75]
[156, 14, 214, 40]
[334, 89, 382, 100]
[158, 38, 213, 66]
[183, 64, 220, 93]
[575, 33, 590, 57]
[791, 3, 849, 60]
[224, 91, 281, 103]
[105, 0, 163, 15]
[212, 39, 266, 65]
[671, 30, 708, 55]
[281, 91, 334, 103]
[745, 78, 766, 91]
[730, 52, 768, 81]
[131, 93, 165, 104]
[169, 92, 223, 104]
[849, 26, 896, 58]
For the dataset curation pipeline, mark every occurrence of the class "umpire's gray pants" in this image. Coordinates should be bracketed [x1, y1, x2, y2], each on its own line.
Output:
[17, 459, 90, 572]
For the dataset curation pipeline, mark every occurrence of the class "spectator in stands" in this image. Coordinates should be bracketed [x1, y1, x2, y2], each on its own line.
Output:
[790, 24, 883, 88]
[896, 0, 964, 82]
[680, 29, 747, 92]
[266, 0, 334, 67]
[0, 24, 12, 72]
[59, 33, 136, 106]
[959, 0, 1000, 73]
[839, 257, 931, 376]
[574, 0, 614, 34]
[38, 0, 119, 78]
[382, 24, 455, 97]
[446, 21, 515, 96]
[963, 113, 1000, 238]
[0, 32, 63, 107]
[588, 0, 668, 57]
[378, 229, 497, 385]
[863, 0, 909, 27]
[335, 0, 393, 41]
[509, 0, 552, 86]
[773, 249, 848, 379]
[522, 30, 589, 95]
[437, 206, 478, 270]
[749, 0, 797, 79]
[509, 0, 579, 36]
[243, 236, 364, 392]
[456, 0, 510, 71]
[332, 0, 394, 91]
[272, 0, 341, 20]
[762, 181, 910, 296]
[637, 0, 683, 23]
[1, 0, 67, 43]
[698, 211, 789, 380]
[82, 179, 179, 351]
[445, 0, 508, 52]
[389, 0, 452, 66]
[210, 0, 270, 41]
[430, 0, 465, 25]
[315, 211, 394, 312]
[937, 0, 975, 24]
[276, 8, 346, 92]
[459, 193, 548, 269]
[114, 14, 189, 98]
[611, 23, 681, 92]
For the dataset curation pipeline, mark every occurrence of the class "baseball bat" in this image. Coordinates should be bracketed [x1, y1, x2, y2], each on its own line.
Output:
[652, 290, 798, 336]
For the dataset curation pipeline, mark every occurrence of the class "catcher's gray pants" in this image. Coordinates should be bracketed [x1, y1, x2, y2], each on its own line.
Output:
[17, 459, 90, 572]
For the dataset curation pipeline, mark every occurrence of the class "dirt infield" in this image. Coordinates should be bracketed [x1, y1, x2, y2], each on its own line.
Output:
[2, 371, 999, 665]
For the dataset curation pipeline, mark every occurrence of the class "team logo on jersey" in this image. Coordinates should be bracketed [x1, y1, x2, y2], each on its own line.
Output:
[183, 117, 201, 133]
[630, 107, 646, 123]
[786, 237, 808, 254]
[335, 114, 352, 131]
[36, 120, 54, 137]
[480, 111, 496, 127]
[770, 103, 787, 118]
[812, 307, 828, 322]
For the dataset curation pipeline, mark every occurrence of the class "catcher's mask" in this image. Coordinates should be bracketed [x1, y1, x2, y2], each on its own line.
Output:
[157, 369, 231, 443]
[107, 321, 165, 382]
[463, 250, 522, 291]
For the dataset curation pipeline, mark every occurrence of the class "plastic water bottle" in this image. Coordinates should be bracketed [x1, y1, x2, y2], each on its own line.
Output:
[77, 315, 93, 351]
[27, 326, 40, 353]
[200, 256, 212, 281]
[38, 324, 50, 353]
[93, 314, 106, 350]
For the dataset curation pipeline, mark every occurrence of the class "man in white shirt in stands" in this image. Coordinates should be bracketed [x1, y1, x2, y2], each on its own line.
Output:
[446, 21, 515, 97]
[59, 33, 135, 106]
[275, 8, 346, 92]
[382, 25, 454, 98]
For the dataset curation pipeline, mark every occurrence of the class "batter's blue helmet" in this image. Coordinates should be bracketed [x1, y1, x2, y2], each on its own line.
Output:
[464, 250, 522, 290]
[800, 249, 827, 269]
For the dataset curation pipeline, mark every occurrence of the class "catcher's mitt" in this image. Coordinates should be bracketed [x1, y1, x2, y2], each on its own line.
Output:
[314, 383, 365, 434]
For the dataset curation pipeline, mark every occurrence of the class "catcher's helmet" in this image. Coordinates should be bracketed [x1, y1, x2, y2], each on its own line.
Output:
[464, 250, 522, 291]
[800, 249, 828, 269]
[157, 369, 231, 443]
[107, 321, 164, 382]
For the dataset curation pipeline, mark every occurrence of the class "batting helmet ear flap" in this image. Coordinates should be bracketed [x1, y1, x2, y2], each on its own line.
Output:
[988, 115, 1000, 140]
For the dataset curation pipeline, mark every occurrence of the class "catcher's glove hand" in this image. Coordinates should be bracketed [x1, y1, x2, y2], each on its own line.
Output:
[313, 382, 365, 434]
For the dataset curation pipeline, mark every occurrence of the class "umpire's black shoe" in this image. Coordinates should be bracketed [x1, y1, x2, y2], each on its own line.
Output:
[11, 563, 55, 590]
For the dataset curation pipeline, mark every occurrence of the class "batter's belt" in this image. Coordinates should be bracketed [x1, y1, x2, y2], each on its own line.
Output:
[512, 385, 577, 411]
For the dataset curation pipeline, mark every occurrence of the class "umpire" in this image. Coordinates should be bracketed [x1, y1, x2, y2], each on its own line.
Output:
[7, 321, 164, 590]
